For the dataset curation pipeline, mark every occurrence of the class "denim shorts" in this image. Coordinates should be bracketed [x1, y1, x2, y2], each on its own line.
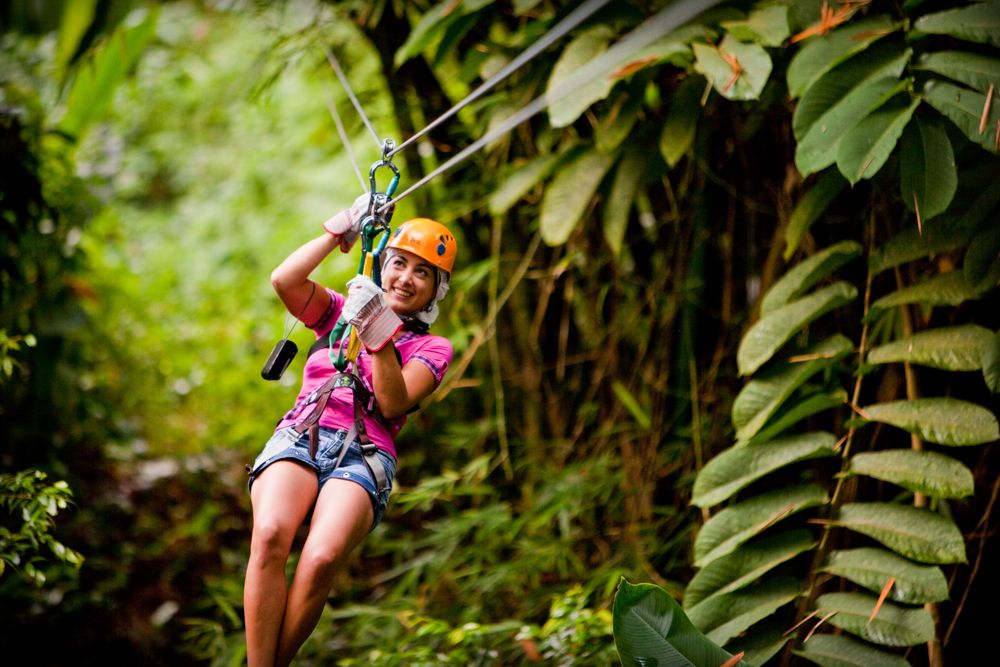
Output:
[247, 425, 397, 530]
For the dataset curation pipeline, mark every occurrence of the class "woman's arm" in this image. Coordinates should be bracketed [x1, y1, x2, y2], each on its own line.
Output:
[369, 344, 438, 419]
[270, 232, 340, 326]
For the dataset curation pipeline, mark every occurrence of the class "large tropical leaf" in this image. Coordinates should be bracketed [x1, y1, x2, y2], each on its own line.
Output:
[964, 222, 1000, 288]
[917, 50, 1000, 95]
[488, 150, 570, 215]
[693, 34, 772, 101]
[54, 0, 100, 82]
[613, 579, 748, 667]
[793, 633, 911, 666]
[985, 329, 1000, 393]
[738, 282, 857, 375]
[684, 529, 816, 609]
[693, 484, 829, 568]
[546, 25, 615, 128]
[792, 41, 910, 142]
[814, 592, 935, 646]
[733, 336, 851, 441]
[693, 432, 838, 507]
[720, 4, 789, 47]
[795, 77, 905, 177]
[595, 90, 642, 154]
[603, 147, 646, 255]
[724, 618, 790, 667]
[786, 14, 897, 99]
[860, 397, 1000, 446]
[686, 577, 800, 646]
[822, 547, 950, 604]
[867, 324, 993, 370]
[899, 116, 957, 220]
[836, 502, 967, 564]
[923, 79, 1000, 154]
[762, 241, 861, 315]
[837, 98, 919, 184]
[868, 214, 983, 275]
[848, 449, 975, 498]
[539, 147, 616, 246]
[745, 390, 848, 447]
[660, 75, 704, 168]
[914, 2, 1000, 47]
[733, 335, 853, 442]
[784, 169, 849, 260]
[869, 270, 989, 312]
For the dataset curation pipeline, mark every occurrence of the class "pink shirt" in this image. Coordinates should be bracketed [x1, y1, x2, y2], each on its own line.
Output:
[275, 288, 453, 459]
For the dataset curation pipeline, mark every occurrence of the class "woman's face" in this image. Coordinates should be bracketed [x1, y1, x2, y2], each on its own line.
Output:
[381, 249, 436, 315]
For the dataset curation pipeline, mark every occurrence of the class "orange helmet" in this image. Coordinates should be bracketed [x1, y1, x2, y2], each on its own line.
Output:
[387, 218, 457, 274]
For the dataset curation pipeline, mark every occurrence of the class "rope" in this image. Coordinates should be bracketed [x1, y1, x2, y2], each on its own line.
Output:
[322, 87, 368, 191]
[387, 0, 614, 159]
[322, 45, 383, 150]
[378, 0, 721, 213]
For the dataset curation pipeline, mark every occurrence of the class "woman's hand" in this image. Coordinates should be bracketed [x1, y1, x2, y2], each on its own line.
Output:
[344, 276, 402, 351]
[322, 192, 370, 252]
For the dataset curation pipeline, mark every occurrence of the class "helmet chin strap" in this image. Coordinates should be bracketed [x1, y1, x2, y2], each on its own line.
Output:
[381, 249, 450, 329]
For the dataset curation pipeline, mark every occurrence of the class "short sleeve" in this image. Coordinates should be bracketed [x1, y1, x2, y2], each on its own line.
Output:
[407, 335, 453, 386]
[307, 287, 344, 337]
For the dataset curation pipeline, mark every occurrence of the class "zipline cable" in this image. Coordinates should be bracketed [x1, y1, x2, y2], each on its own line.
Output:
[322, 45, 383, 151]
[377, 0, 721, 213]
[387, 0, 614, 159]
[322, 87, 368, 191]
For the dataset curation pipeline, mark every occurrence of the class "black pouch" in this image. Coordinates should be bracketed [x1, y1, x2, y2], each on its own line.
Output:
[261, 338, 297, 380]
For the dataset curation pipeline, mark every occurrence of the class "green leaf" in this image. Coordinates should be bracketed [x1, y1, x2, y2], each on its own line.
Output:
[869, 270, 988, 311]
[869, 215, 983, 275]
[985, 329, 1000, 393]
[837, 502, 967, 563]
[693, 484, 829, 568]
[795, 77, 906, 177]
[58, 8, 159, 141]
[794, 632, 912, 666]
[964, 222, 1000, 288]
[613, 579, 746, 667]
[613, 23, 716, 76]
[793, 41, 911, 142]
[724, 618, 791, 667]
[687, 577, 800, 646]
[738, 282, 857, 375]
[693, 35, 772, 101]
[914, 2, 1000, 47]
[395, 0, 467, 67]
[721, 5, 790, 47]
[837, 97, 920, 184]
[733, 335, 853, 442]
[693, 432, 838, 508]
[848, 449, 975, 498]
[612, 379, 651, 430]
[867, 324, 994, 370]
[787, 15, 898, 99]
[784, 169, 849, 260]
[660, 75, 704, 168]
[603, 147, 646, 256]
[861, 397, 1000, 446]
[539, 147, 616, 246]
[54, 0, 100, 81]
[744, 390, 849, 447]
[684, 529, 816, 609]
[763, 240, 862, 314]
[917, 50, 1000, 95]
[899, 116, 957, 220]
[923, 79, 1000, 154]
[547, 26, 615, 128]
[595, 91, 642, 154]
[488, 150, 568, 216]
[822, 547, 950, 604]
[815, 592, 935, 646]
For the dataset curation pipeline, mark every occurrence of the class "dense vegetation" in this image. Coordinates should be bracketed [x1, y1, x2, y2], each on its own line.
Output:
[1, 1, 997, 665]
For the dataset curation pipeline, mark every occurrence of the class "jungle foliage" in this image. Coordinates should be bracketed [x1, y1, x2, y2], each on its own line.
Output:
[1, 0, 998, 666]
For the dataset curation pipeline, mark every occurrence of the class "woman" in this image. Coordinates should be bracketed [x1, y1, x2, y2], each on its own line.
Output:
[244, 197, 457, 667]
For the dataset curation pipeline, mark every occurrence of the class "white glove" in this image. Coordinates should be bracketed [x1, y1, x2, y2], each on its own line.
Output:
[343, 275, 402, 351]
[322, 192, 370, 252]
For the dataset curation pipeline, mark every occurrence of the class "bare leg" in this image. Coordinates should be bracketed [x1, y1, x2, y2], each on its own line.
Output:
[245, 461, 318, 667]
[274, 479, 374, 667]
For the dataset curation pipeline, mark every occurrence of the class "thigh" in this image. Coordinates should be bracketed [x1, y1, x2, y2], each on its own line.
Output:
[250, 460, 319, 532]
[303, 479, 374, 559]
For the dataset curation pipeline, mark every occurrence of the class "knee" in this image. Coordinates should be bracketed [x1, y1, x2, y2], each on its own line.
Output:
[250, 519, 294, 566]
[297, 546, 344, 588]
